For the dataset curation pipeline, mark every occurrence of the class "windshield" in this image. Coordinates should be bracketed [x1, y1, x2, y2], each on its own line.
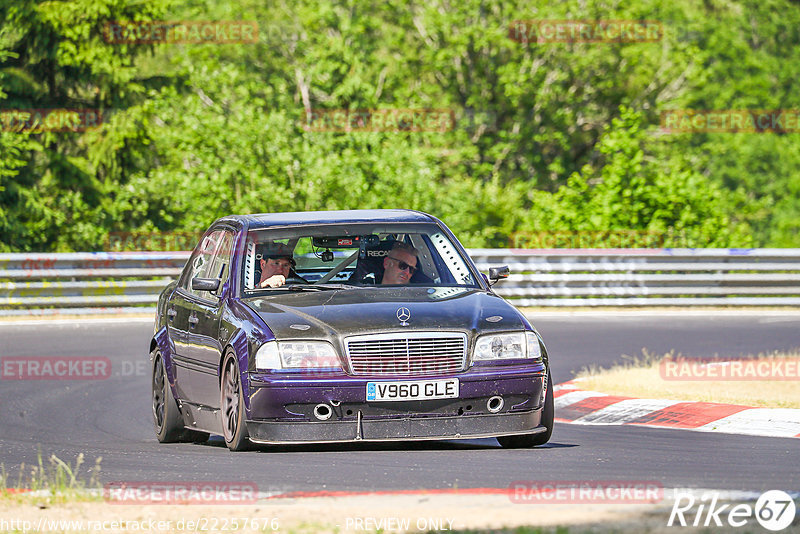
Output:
[241, 223, 479, 292]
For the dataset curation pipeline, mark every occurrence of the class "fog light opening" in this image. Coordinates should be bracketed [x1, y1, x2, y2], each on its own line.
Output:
[313, 403, 332, 421]
[487, 396, 504, 413]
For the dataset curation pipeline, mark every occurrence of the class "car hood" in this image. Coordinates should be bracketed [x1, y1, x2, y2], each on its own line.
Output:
[242, 287, 529, 341]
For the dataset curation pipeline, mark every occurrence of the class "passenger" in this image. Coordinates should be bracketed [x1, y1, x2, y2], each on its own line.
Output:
[258, 244, 296, 288]
[381, 242, 419, 284]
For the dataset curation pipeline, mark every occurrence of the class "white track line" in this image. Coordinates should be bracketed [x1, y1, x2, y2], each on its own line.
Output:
[696, 408, 800, 438]
[554, 390, 607, 410]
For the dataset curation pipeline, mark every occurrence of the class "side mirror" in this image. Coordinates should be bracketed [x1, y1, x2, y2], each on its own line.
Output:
[192, 277, 221, 292]
[487, 266, 510, 286]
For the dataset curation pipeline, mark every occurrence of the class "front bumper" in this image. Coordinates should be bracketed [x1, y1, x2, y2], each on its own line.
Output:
[246, 409, 544, 444]
[245, 364, 546, 443]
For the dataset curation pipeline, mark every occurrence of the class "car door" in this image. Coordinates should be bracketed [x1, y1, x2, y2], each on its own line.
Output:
[184, 229, 234, 409]
[168, 229, 230, 407]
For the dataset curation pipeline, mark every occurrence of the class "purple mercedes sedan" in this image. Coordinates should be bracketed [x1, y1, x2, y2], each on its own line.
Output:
[150, 210, 552, 451]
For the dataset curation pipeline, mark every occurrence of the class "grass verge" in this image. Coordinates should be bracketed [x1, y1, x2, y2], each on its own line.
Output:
[574, 350, 800, 409]
[1, 451, 102, 505]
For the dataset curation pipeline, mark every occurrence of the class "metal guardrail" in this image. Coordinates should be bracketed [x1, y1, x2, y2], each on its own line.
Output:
[0, 252, 188, 315]
[471, 248, 800, 307]
[1, 249, 799, 314]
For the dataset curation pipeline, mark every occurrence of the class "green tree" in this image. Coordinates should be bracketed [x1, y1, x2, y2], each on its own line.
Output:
[0, 0, 172, 250]
[1, 0, 799, 251]
[523, 107, 752, 247]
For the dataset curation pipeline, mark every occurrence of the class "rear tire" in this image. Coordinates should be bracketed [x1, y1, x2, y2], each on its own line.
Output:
[498, 369, 554, 448]
[220, 352, 250, 451]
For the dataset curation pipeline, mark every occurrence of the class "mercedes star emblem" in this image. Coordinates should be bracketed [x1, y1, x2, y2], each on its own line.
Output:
[396, 307, 411, 325]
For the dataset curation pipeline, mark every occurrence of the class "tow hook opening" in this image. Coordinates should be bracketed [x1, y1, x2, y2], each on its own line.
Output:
[487, 396, 504, 413]
[313, 403, 333, 421]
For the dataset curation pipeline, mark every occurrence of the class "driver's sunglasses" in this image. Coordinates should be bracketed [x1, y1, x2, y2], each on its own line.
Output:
[388, 256, 417, 274]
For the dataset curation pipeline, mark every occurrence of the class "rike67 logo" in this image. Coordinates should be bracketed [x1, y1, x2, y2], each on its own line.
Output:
[668, 490, 796, 531]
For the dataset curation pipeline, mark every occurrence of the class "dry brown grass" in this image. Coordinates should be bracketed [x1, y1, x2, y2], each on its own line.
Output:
[574, 350, 800, 409]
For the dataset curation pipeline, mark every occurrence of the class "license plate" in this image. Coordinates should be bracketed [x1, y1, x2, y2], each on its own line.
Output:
[366, 378, 459, 402]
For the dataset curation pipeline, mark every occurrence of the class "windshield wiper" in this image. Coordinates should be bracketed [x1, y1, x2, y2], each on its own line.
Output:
[280, 284, 324, 291]
[257, 283, 366, 292]
[276, 283, 356, 291]
[308, 283, 359, 290]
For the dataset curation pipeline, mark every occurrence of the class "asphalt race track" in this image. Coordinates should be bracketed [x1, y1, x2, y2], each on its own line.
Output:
[1, 313, 799, 495]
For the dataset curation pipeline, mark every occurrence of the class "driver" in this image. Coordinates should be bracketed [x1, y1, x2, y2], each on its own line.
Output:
[381, 242, 419, 284]
[257, 243, 296, 288]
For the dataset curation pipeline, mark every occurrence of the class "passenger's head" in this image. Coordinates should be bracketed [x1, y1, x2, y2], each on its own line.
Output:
[382, 242, 419, 284]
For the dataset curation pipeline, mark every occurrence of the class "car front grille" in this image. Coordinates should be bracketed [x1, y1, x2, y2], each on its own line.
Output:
[345, 332, 467, 376]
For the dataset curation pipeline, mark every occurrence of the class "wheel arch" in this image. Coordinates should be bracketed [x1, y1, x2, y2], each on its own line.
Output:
[150, 325, 179, 397]
[219, 328, 252, 411]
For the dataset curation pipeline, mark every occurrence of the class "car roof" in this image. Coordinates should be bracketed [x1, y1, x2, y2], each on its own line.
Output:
[220, 209, 437, 229]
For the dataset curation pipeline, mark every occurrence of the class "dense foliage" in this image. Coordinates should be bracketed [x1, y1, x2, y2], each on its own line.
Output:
[1, 0, 798, 251]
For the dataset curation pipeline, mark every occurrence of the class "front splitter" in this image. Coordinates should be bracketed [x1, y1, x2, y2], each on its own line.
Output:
[246, 410, 543, 444]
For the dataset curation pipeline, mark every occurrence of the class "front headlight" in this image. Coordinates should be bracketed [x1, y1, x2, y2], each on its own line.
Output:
[255, 340, 341, 371]
[473, 331, 543, 362]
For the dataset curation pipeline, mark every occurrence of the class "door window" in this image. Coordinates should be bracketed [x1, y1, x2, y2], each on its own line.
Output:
[183, 229, 233, 298]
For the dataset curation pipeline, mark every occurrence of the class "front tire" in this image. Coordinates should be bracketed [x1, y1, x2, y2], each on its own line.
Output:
[498, 369, 554, 448]
[152, 351, 210, 444]
[152, 352, 185, 443]
[220, 352, 250, 451]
